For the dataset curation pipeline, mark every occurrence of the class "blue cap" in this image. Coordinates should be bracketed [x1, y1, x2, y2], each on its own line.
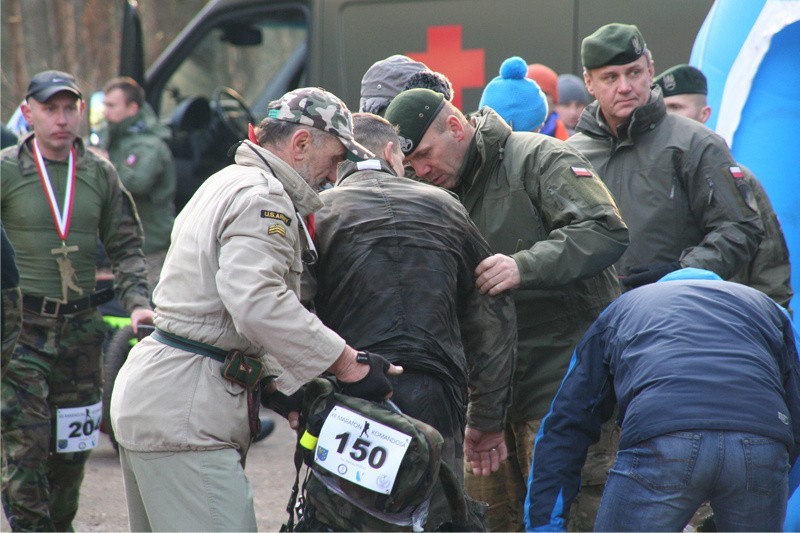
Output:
[479, 56, 548, 132]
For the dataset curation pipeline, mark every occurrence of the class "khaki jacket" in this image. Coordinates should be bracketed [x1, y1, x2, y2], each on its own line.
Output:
[111, 141, 345, 454]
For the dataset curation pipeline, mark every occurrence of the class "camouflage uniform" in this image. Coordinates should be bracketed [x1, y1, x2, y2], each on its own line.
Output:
[306, 158, 517, 530]
[1, 224, 21, 373]
[0, 134, 149, 531]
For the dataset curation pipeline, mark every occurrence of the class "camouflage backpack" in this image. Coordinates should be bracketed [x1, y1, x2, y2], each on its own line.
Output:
[282, 378, 485, 532]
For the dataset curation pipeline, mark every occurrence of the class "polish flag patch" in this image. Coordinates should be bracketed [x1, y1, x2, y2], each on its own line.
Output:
[125, 153, 138, 167]
[729, 166, 744, 179]
[571, 166, 593, 177]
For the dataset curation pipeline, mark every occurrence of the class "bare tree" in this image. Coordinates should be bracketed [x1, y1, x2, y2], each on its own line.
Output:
[5, 0, 28, 107]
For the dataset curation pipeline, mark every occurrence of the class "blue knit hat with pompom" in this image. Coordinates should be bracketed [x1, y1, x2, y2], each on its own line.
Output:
[479, 56, 548, 132]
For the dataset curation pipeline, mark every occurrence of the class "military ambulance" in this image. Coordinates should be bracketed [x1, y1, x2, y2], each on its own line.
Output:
[119, 0, 713, 208]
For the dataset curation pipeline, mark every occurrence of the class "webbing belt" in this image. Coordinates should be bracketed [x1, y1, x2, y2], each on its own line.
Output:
[151, 328, 227, 363]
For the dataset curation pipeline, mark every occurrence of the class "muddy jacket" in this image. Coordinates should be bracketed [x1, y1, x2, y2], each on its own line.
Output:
[1, 133, 150, 311]
[104, 104, 176, 254]
[111, 141, 345, 455]
[727, 166, 793, 309]
[569, 88, 763, 280]
[308, 158, 517, 432]
[455, 109, 628, 421]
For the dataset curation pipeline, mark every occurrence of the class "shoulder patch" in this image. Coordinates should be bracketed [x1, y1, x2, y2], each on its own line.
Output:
[267, 224, 286, 237]
[571, 166, 593, 177]
[125, 153, 138, 167]
[261, 210, 292, 225]
[729, 166, 744, 179]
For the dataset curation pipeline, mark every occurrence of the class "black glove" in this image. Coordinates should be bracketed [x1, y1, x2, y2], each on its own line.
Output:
[260, 381, 305, 420]
[339, 351, 393, 402]
[621, 261, 681, 288]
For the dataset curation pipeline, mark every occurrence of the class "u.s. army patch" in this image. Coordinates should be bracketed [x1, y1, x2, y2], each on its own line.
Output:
[261, 210, 291, 225]
[268, 224, 286, 237]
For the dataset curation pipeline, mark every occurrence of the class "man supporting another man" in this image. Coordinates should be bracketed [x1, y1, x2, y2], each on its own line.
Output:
[307, 112, 517, 530]
[385, 87, 628, 531]
[111, 88, 401, 532]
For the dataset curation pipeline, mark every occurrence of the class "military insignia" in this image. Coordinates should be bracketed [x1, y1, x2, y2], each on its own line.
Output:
[571, 166, 593, 177]
[58, 439, 68, 450]
[260, 210, 291, 225]
[398, 135, 414, 154]
[729, 166, 745, 179]
[663, 73, 677, 92]
[631, 36, 642, 55]
[125, 153, 138, 167]
[268, 224, 286, 237]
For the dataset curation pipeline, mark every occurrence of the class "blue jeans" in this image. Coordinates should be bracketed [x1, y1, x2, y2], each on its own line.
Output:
[595, 430, 788, 531]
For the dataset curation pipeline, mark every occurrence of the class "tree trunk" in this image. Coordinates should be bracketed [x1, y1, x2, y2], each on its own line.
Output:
[6, 0, 28, 106]
[52, 0, 80, 79]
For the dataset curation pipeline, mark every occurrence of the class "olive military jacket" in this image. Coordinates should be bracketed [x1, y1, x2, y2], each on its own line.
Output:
[569, 87, 764, 280]
[104, 104, 176, 254]
[727, 166, 793, 309]
[456, 108, 628, 421]
[0, 133, 150, 312]
[308, 158, 517, 433]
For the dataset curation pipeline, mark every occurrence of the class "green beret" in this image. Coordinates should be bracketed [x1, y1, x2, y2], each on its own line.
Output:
[384, 88, 445, 155]
[654, 64, 708, 97]
[582, 23, 647, 70]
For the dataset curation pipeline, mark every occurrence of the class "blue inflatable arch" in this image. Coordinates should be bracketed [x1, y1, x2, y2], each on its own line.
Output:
[690, 0, 800, 322]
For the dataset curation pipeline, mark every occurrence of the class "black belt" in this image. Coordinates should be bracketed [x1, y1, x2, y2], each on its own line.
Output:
[151, 328, 228, 364]
[22, 287, 115, 317]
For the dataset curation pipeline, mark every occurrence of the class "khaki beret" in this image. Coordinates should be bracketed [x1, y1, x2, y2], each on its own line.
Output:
[582, 23, 647, 70]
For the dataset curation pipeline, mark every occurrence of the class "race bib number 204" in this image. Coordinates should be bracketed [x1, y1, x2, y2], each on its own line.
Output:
[314, 405, 412, 494]
[56, 401, 102, 453]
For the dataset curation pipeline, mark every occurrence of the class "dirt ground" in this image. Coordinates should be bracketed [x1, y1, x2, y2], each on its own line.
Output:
[1, 413, 299, 532]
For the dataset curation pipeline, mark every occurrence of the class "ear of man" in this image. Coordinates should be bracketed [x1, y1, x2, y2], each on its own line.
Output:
[289, 127, 313, 159]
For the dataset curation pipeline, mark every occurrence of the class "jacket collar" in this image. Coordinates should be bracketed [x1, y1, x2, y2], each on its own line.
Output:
[456, 107, 511, 195]
[234, 140, 323, 216]
[14, 131, 86, 175]
[576, 86, 666, 142]
[336, 158, 398, 185]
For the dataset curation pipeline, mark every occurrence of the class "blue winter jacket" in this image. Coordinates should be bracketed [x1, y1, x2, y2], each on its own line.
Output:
[525, 279, 800, 530]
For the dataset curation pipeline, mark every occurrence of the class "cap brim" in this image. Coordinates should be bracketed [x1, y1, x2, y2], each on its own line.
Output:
[28, 86, 82, 102]
[341, 138, 375, 162]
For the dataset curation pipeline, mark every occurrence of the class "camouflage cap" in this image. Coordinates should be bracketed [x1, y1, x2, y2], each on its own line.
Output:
[582, 23, 647, 70]
[654, 64, 708, 97]
[384, 88, 445, 155]
[266, 87, 373, 161]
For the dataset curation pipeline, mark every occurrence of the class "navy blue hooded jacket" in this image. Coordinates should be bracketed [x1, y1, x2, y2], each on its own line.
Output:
[525, 279, 800, 530]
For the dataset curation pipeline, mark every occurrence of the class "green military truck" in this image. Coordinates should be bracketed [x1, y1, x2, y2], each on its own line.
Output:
[120, 0, 713, 208]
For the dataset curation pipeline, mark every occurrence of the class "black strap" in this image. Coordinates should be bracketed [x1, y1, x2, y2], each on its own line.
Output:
[22, 286, 115, 317]
[151, 328, 227, 363]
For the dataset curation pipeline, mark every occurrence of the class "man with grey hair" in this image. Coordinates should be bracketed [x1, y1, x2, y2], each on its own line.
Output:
[111, 88, 402, 531]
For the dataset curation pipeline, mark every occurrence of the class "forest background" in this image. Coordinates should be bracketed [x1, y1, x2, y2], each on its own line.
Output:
[1, 0, 208, 123]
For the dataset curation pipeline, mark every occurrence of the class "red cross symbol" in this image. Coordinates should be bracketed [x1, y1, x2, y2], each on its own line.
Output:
[407, 25, 485, 110]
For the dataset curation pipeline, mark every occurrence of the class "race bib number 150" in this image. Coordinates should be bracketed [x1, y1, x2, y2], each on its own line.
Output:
[56, 401, 102, 453]
[314, 405, 412, 494]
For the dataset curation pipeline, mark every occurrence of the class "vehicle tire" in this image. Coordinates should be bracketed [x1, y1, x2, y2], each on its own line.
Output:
[102, 325, 136, 452]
